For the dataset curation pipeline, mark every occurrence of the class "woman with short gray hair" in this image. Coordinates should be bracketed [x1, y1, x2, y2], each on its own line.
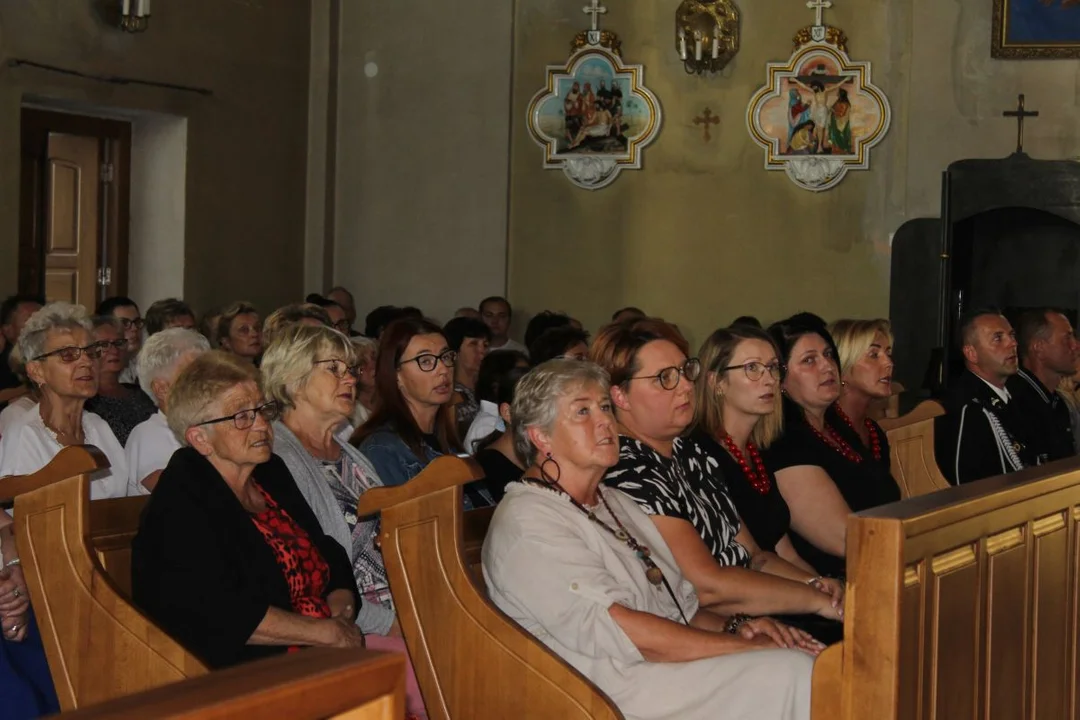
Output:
[125, 328, 211, 495]
[0, 302, 127, 499]
[483, 360, 818, 720]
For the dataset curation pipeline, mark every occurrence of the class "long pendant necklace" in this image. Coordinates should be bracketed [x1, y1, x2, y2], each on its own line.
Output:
[721, 436, 771, 495]
[518, 475, 689, 625]
[832, 403, 882, 461]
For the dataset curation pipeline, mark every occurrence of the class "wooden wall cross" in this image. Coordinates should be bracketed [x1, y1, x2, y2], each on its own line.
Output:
[1002, 93, 1039, 154]
[694, 107, 720, 142]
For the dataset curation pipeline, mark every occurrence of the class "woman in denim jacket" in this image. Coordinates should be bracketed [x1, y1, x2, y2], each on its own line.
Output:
[352, 318, 492, 508]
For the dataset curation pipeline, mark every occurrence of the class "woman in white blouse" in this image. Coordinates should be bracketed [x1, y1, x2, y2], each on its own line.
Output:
[0, 303, 126, 498]
[483, 360, 818, 720]
[125, 328, 210, 495]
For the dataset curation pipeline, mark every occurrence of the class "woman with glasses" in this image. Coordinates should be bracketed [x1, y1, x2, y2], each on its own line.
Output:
[132, 351, 363, 669]
[352, 318, 492, 508]
[96, 296, 143, 383]
[349, 336, 378, 428]
[766, 314, 900, 579]
[593, 319, 843, 635]
[0, 303, 127, 498]
[85, 317, 157, 446]
[261, 324, 427, 717]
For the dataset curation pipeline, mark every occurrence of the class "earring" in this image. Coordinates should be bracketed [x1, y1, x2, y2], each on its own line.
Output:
[539, 452, 562, 485]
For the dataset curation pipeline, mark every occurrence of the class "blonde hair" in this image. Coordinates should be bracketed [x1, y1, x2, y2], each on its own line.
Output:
[216, 301, 259, 348]
[261, 323, 356, 411]
[166, 350, 261, 445]
[262, 303, 332, 347]
[829, 319, 893, 377]
[694, 326, 783, 449]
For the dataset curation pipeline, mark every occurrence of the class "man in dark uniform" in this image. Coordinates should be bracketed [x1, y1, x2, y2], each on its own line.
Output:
[935, 308, 1034, 484]
[1007, 308, 1078, 464]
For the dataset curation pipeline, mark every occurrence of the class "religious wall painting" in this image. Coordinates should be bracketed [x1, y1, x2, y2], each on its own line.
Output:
[746, 0, 891, 192]
[526, 1, 662, 190]
[993, 0, 1080, 59]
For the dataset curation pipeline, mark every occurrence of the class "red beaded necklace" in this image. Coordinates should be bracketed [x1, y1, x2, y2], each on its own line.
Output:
[721, 435, 772, 495]
[833, 403, 883, 461]
[807, 413, 864, 464]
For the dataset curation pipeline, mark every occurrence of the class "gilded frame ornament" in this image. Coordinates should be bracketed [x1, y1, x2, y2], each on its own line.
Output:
[991, 0, 1080, 59]
[526, 45, 662, 191]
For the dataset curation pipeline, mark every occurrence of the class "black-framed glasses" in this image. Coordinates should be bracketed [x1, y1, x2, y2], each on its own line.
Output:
[399, 350, 457, 372]
[33, 343, 105, 363]
[628, 358, 701, 390]
[195, 401, 280, 430]
[118, 317, 145, 331]
[98, 339, 128, 351]
[331, 320, 351, 334]
[723, 361, 783, 381]
[314, 358, 359, 379]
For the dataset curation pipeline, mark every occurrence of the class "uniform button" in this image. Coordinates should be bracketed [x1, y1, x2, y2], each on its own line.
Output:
[571, 582, 579, 590]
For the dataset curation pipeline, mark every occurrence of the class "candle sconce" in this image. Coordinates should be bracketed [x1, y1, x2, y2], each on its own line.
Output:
[119, 0, 151, 33]
[675, 0, 739, 75]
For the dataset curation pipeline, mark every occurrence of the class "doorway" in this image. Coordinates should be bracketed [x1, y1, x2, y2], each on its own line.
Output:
[19, 108, 131, 308]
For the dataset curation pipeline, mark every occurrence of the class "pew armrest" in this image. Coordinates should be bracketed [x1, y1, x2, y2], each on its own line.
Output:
[0, 445, 110, 504]
[357, 455, 483, 515]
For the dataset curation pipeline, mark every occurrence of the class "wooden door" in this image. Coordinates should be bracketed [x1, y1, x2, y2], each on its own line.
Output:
[44, 133, 101, 307]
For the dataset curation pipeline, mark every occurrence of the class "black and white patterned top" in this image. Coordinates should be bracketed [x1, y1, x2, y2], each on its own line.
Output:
[604, 435, 751, 569]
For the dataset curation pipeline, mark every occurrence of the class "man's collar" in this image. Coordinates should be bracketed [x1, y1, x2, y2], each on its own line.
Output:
[970, 370, 1011, 405]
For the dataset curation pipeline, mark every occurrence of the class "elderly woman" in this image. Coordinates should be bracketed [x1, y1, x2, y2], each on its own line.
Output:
[766, 314, 900, 578]
[350, 336, 378, 428]
[86, 316, 157, 445]
[261, 324, 426, 718]
[217, 301, 263, 363]
[592, 319, 843, 628]
[132, 351, 362, 668]
[125, 328, 211, 495]
[483, 360, 817, 720]
[0, 303, 127, 498]
[352, 318, 492, 508]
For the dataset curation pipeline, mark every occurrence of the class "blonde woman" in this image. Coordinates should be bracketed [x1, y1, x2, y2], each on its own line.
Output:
[217, 301, 262, 363]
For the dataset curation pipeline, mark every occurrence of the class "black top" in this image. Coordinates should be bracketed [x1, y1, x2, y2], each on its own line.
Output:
[604, 435, 751, 569]
[85, 384, 157, 446]
[766, 407, 901, 577]
[475, 447, 522, 503]
[935, 370, 1035, 485]
[693, 430, 791, 553]
[1006, 367, 1076, 465]
[132, 448, 357, 669]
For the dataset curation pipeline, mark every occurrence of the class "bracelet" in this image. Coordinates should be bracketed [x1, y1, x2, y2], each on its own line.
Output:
[724, 613, 751, 635]
[4, 558, 20, 569]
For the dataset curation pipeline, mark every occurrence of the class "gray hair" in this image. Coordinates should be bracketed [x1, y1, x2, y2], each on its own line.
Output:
[350, 335, 377, 361]
[511, 359, 611, 466]
[261, 323, 356, 410]
[136, 328, 211, 405]
[18, 302, 93, 362]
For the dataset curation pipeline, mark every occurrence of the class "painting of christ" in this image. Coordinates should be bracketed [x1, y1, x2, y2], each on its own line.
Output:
[993, 0, 1080, 58]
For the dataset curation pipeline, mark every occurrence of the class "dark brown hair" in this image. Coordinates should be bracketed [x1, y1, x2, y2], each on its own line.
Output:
[351, 317, 462, 458]
[588, 318, 689, 386]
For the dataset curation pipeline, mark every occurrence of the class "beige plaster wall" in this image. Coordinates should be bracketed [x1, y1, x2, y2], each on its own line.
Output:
[507, 0, 1080, 348]
[0, 0, 311, 315]
[331, 0, 514, 324]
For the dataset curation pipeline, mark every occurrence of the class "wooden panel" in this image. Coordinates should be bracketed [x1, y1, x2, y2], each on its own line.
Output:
[48, 160, 81, 252]
[44, 133, 99, 308]
[985, 530, 1028, 720]
[881, 401, 949, 500]
[898, 565, 924, 720]
[44, 269, 77, 306]
[929, 547, 980, 720]
[51, 649, 405, 720]
[1031, 513, 1070, 719]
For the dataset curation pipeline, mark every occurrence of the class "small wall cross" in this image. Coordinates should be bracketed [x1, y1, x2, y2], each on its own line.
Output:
[694, 108, 720, 142]
[806, 0, 832, 26]
[582, 0, 607, 31]
[1002, 93, 1039, 154]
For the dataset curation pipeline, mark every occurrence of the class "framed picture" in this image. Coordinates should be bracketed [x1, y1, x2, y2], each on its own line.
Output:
[992, 0, 1080, 59]
[527, 47, 661, 190]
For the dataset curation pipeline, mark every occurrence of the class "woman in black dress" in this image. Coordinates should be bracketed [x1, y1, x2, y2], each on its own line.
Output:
[766, 314, 901, 579]
[829, 319, 896, 478]
[473, 364, 531, 502]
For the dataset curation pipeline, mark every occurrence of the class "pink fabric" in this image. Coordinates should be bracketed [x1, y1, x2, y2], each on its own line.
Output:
[365, 633, 427, 719]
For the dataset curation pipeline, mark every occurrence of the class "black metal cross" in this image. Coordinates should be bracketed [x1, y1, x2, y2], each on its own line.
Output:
[1003, 94, 1039, 154]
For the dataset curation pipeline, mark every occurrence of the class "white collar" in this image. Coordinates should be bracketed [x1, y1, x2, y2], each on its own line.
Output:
[478, 400, 500, 415]
[975, 374, 1011, 404]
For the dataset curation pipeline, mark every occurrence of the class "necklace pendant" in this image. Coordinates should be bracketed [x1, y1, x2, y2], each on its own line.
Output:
[615, 529, 629, 541]
[645, 565, 664, 586]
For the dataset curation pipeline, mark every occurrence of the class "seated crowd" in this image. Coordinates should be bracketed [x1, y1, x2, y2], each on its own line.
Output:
[0, 289, 1076, 720]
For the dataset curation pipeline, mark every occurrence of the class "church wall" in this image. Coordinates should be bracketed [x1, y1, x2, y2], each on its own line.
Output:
[507, 0, 1080, 348]
[0, 0, 311, 315]
[329, 0, 514, 324]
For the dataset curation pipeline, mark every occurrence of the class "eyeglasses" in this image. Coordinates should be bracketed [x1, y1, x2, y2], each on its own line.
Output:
[723, 361, 783, 381]
[118, 318, 145, 330]
[314, 358, 359, 379]
[332, 320, 351, 334]
[33, 343, 105, 363]
[628, 358, 701, 390]
[194, 401, 280, 430]
[399, 350, 457, 372]
[98, 339, 128, 351]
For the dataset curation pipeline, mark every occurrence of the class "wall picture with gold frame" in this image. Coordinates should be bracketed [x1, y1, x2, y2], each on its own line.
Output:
[992, 0, 1080, 59]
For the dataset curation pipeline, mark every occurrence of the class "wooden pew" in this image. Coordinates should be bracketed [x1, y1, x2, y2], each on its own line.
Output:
[829, 457, 1080, 719]
[357, 457, 623, 720]
[51, 649, 405, 719]
[0, 447, 208, 710]
[879, 400, 950, 499]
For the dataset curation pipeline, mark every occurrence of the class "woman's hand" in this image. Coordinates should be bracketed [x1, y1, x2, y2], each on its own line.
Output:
[324, 616, 365, 648]
[2, 610, 28, 643]
[739, 617, 826, 656]
[810, 577, 845, 608]
[0, 566, 29, 618]
[327, 589, 356, 622]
